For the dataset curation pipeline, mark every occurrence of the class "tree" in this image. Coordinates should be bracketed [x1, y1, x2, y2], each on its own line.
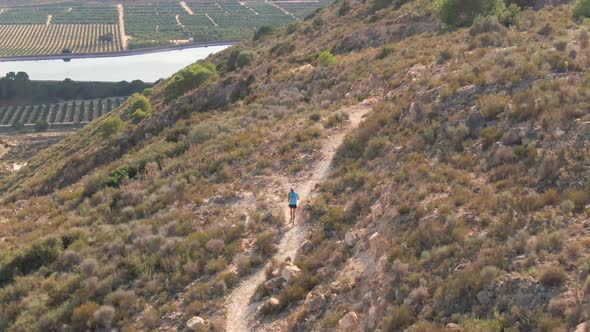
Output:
[318, 50, 337, 66]
[434, 0, 507, 27]
[165, 62, 217, 100]
[100, 116, 124, 138]
[253, 25, 275, 41]
[11, 122, 25, 131]
[236, 51, 256, 68]
[574, 0, 590, 19]
[99, 33, 114, 43]
[34, 120, 49, 132]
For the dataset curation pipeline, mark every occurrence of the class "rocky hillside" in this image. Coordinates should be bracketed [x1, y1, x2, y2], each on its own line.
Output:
[2, 0, 590, 331]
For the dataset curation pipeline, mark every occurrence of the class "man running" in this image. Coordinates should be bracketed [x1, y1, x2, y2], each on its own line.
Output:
[288, 188, 299, 224]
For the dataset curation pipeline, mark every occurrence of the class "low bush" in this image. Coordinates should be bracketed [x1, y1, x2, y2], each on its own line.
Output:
[236, 51, 257, 68]
[100, 116, 124, 138]
[318, 51, 337, 66]
[539, 266, 568, 286]
[165, 62, 217, 100]
[385, 304, 415, 331]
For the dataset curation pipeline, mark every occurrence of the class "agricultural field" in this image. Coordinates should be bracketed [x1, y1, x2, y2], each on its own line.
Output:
[0, 24, 122, 56]
[0, 97, 124, 129]
[0, 0, 330, 56]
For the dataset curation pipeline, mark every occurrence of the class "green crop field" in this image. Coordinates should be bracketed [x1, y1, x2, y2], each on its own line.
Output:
[0, 0, 329, 56]
[0, 97, 125, 129]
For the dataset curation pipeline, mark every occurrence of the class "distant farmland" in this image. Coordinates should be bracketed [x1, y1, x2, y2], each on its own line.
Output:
[0, 97, 125, 129]
[0, 24, 122, 56]
[0, 0, 330, 57]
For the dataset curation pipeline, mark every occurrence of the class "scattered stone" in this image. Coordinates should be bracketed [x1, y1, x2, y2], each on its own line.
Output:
[304, 292, 326, 311]
[264, 277, 285, 291]
[338, 311, 359, 330]
[345, 230, 358, 247]
[446, 323, 463, 331]
[555, 128, 565, 136]
[186, 316, 207, 331]
[281, 264, 301, 283]
[260, 297, 281, 314]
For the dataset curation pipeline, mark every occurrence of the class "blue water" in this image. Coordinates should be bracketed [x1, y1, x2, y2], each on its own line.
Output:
[0, 45, 231, 82]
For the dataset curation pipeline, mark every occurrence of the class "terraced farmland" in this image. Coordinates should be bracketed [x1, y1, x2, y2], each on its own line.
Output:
[0, 97, 124, 129]
[0, 24, 122, 56]
[0, 3, 118, 25]
[0, 0, 330, 56]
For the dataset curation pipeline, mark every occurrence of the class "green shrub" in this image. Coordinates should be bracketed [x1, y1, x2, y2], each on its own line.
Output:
[100, 116, 124, 138]
[437, 49, 453, 64]
[0, 237, 62, 287]
[385, 304, 415, 331]
[205, 257, 227, 274]
[127, 93, 152, 114]
[34, 120, 49, 132]
[253, 25, 275, 41]
[71, 301, 99, 330]
[318, 50, 337, 66]
[165, 62, 217, 100]
[434, 0, 507, 27]
[480, 127, 503, 149]
[364, 137, 388, 160]
[539, 266, 567, 286]
[131, 109, 150, 123]
[372, 0, 408, 12]
[479, 94, 508, 120]
[553, 39, 568, 51]
[574, 0, 590, 19]
[236, 51, 256, 68]
[377, 46, 395, 59]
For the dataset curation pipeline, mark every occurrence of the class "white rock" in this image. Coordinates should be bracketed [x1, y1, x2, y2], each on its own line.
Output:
[339, 311, 359, 330]
[186, 316, 207, 331]
[574, 322, 588, 332]
[281, 264, 301, 283]
[345, 230, 357, 247]
[369, 232, 387, 260]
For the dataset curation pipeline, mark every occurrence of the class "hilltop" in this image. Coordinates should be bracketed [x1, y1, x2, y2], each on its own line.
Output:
[2, 0, 590, 331]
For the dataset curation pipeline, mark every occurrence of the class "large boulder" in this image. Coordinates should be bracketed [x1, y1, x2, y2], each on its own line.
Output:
[345, 230, 358, 247]
[281, 264, 301, 283]
[259, 297, 281, 315]
[339, 311, 359, 330]
[186, 316, 207, 331]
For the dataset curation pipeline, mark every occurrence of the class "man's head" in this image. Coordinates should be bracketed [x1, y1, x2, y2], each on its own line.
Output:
[290, 188, 294, 192]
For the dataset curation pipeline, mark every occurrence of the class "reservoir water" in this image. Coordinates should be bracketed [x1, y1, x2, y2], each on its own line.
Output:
[0, 45, 231, 82]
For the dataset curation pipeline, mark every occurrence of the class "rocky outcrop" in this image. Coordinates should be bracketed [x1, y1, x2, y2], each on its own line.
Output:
[281, 264, 301, 283]
[186, 316, 207, 331]
[338, 311, 359, 330]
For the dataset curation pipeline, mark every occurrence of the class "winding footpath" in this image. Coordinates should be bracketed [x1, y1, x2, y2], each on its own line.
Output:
[225, 100, 374, 332]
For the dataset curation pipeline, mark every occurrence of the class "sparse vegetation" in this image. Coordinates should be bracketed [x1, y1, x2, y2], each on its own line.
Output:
[2, 0, 590, 331]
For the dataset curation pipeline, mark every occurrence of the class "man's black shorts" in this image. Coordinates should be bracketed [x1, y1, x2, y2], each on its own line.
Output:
[289, 204, 297, 208]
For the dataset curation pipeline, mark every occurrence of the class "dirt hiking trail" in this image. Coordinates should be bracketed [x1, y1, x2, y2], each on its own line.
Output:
[225, 100, 374, 332]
